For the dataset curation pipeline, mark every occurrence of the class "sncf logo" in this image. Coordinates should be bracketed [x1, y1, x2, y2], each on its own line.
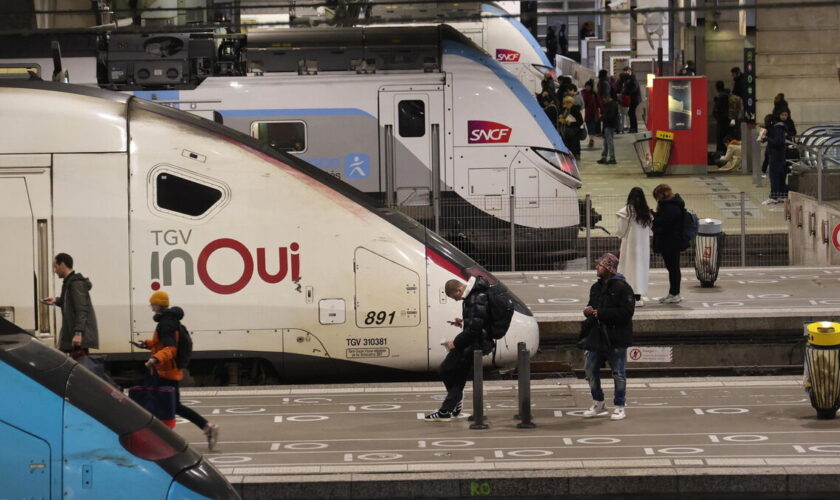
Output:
[468, 120, 512, 144]
[496, 49, 521, 62]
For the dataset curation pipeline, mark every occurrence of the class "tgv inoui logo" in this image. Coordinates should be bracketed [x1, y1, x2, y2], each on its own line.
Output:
[467, 120, 512, 144]
[495, 49, 521, 62]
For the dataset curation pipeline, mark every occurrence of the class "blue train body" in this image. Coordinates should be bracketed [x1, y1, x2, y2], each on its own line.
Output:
[0, 317, 237, 500]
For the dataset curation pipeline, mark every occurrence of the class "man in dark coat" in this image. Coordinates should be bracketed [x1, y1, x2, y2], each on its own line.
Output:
[652, 184, 688, 303]
[713, 80, 732, 154]
[425, 276, 494, 421]
[579, 253, 635, 420]
[622, 67, 642, 133]
[42, 253, 99, 354]
[545, 26, 557, 66]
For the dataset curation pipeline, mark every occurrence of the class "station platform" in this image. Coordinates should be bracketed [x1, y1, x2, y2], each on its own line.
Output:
[497, 266, 840, 371]
[177, 376, 840, 499]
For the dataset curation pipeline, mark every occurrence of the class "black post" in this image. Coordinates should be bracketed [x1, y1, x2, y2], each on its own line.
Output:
[469, 350, 488, 429]
[516, 342, 536, 428]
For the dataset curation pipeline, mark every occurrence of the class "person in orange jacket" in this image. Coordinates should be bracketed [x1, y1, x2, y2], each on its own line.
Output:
[141, 290, 219, 450]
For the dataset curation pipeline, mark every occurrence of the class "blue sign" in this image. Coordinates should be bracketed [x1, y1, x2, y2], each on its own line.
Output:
[344, 154, 370, 179]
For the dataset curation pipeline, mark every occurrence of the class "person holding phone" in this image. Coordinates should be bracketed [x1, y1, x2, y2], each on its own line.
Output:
[41, 253, 99, 355]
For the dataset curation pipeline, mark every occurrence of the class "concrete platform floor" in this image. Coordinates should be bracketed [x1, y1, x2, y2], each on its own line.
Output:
[176, 376, 840, 499]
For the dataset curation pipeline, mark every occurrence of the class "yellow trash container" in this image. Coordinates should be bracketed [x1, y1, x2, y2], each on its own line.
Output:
[803, 321, 840, 419]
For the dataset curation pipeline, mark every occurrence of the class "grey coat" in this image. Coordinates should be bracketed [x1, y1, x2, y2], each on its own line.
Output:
[56, 272, 99, 352]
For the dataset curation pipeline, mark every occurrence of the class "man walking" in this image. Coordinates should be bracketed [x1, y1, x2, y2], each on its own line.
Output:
[579, 253, 635, 420]
[42, 253, 99, 354]
[622, 67, 642, 133]
[597, 92, 618, 164]
[425, 276, 494, 421]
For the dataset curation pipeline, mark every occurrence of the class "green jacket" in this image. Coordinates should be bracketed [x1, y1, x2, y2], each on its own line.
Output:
[56, 272, 99, 352]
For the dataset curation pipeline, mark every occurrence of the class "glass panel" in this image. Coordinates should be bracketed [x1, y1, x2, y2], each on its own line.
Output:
[398, 100, 425, 138]
[156, 173, 222, 217]
[254, 121, 307, 153]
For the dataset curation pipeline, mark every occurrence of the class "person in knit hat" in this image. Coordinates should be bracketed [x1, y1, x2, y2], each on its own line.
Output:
[578, 253, 635, 421]
[136, 290, 220, 450]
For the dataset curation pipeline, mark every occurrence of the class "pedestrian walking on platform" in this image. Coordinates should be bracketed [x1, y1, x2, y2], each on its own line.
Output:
[616, 187, 652, 306]
[559, 96, 583, 160]
[425, 277, 494, 421]
[579, 253, 635, 420]
[652, 184, 688, 304]
[140, 290, 220, 450]
[764, 109, 793, 204]
[545, 26, 557, 67]
[42, 253, 99, 355]
[597, 92, 618, 164]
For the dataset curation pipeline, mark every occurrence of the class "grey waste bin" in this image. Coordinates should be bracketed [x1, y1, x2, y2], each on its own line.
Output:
[694, 218, 725, 288]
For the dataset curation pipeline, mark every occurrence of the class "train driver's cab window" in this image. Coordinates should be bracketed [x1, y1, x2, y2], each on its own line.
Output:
[153, 167, 228, 219]
[398, 100, 425, 138]
[251, 121, 307, 153]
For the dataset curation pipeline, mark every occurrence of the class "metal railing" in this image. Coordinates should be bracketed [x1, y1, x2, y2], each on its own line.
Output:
[789, 125, 840, 204]
[392, 190, 789, 272]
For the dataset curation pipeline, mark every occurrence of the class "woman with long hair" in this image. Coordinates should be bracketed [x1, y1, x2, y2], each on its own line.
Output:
[616, 187, 652, 306]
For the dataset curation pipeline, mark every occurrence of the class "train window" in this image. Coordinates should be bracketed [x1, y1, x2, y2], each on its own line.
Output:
[156, 172, 223, 217]
[398, 100, 425, 138]
[251, 121, 307, 153]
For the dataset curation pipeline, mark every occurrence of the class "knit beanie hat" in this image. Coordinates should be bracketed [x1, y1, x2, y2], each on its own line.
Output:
[596, 253, 619, 275]
[149, 290, 170, 307]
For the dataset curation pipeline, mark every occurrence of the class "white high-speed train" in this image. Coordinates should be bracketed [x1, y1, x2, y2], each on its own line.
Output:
[0, 25, 581, 268]
[0, 81, 538, 382]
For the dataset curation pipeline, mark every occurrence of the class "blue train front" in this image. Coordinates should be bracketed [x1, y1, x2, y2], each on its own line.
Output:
[0, 317, 238, 500]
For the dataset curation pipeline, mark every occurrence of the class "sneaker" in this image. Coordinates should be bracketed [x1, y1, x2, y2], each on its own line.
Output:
[596, 158, 608, 164]
[582, 401, 608, 418]
[611, 406, 627, 420]
[635, 299, 644, 307]
[452, 400, 463, 417]
[606, 159, 617, 164]
[661, 295, 683, 304]
[203, 423, 220, 451]
[424, 409, 452, 421]
[761, 198, 777, 206]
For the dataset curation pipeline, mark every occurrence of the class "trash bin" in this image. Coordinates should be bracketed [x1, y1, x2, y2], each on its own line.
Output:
[803, 321, 840, 420]
[633, 132, 659, 176]
[651, 131, 674, 175]
[694, 218, 725, 287]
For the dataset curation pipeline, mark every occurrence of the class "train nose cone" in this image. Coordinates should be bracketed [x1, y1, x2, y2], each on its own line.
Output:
[495, 311, 539, 367]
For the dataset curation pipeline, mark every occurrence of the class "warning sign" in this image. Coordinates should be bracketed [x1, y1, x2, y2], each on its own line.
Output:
[627, 346, 673, 363]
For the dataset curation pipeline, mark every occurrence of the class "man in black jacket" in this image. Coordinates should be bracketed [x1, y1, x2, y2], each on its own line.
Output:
[42, 253, 99, 354]
[425, 276, 494, 421]
[579, 253, 635, 420]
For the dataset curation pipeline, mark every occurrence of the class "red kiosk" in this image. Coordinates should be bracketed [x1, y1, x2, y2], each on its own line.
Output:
[647, 76, 708, 175]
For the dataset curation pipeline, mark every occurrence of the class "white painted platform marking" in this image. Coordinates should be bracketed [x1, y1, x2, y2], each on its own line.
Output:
[507, 450, 553, 458]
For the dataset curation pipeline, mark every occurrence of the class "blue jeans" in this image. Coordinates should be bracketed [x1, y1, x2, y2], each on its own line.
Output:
[584, 348, 627, 406]
[601, 127, 615, 160]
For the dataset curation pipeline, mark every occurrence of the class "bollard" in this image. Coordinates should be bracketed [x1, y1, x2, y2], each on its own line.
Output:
[585, 194, 592, 268]
[469, 349, 488, 429]
[516, 342, 536, 428]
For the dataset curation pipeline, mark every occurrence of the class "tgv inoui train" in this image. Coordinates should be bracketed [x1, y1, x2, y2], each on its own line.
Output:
[0, 317, 239, 499]
[1, 24, 581, 268]
[0, 81, 538, 382]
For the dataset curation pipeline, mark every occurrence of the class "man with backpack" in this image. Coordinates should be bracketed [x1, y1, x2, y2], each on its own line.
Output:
[142, 290, 219, 450]
[425, 276, 502, 421]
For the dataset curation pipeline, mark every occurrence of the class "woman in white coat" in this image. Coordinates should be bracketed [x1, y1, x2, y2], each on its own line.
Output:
[615, 187, 652, 306]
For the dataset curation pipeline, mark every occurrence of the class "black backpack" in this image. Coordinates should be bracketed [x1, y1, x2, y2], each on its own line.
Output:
[174, 323, 193, 369]
[682, 208, 699, 245]
[487, 286, 515, 340]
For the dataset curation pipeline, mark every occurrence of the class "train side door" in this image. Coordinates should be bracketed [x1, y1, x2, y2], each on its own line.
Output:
[0, 160, 53, 338]
[378, 89, 445, 207]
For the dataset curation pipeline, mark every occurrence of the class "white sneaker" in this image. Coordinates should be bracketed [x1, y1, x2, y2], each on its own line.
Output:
[761, 198, 777, 206]
[583, 401, 608, 418]
[661, 294, 683, 304]
[611, 406, 626, 420]
[635, 300, 644, 307]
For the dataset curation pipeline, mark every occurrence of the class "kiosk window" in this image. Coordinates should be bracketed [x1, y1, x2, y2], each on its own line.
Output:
[156, 173, 222, 217]
[252, 121, 307, 153]
[398, 100, 425, 137]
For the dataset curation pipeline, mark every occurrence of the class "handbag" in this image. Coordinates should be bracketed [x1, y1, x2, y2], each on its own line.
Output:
[577, 317, 612, 352]
[128, 369, 177, 428]
[578, 125, 588, 141]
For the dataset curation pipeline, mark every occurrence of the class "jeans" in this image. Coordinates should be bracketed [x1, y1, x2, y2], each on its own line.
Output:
[601, 127, 615, 160]
[584, 348, 627, 406]
[439, 348, 473, 412]
[161, 377, 208, 430]
[628, 102, 639, 132]
[661, 249, 681, 296]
